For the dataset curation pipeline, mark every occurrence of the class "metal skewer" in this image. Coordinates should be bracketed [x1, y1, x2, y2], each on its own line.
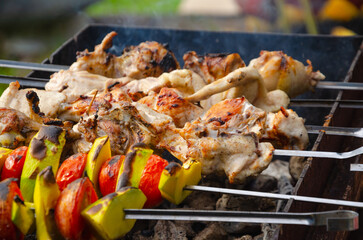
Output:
[1, 59, 363, 91]
[290, 99, 363, 109]
[274, 146, 363, 159]
[351, 164, 363, 171]
[317, 81, 363, 91]
[0, 59, 68, 72]
[0, 75, 47, 88]
[305, 125, 363, 138]
[124, 209, 358, 231]
[184, 185, 363, 208]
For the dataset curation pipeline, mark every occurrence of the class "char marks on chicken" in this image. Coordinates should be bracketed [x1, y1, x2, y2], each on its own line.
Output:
[74, 103, 156, 156]
[0, 31, 323, 184]
[183, 51, 246, 84]
[0, 108, 41, 148]
[70, 31, 180, 79]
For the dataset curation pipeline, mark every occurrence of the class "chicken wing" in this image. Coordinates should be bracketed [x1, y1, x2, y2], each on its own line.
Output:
[249, 51, 325, 97]
[185, 66, 290, 113]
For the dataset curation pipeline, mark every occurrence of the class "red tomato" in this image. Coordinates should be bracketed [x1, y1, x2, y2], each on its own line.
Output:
[55, 177, 98, 240]
[1, 146, 27, 183]
[0, 178, 24, 240]
[56, 153, 87, 191]
[99, 155, 124, 196]
[139, 155, 168, 208]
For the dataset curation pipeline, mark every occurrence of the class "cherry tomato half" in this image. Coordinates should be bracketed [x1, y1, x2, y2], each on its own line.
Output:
[0, 178, 24, 240]
[56, 153, 87, 191]
[1, 146, 28, 183]
[99, 155, 124, 196]
[55, 177, 98, 240]
[139, 155, 168, 208]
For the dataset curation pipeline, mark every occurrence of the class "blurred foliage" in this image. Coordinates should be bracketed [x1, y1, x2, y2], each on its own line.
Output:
[86, 0, 182, 16]
[0, 83, 8, 96]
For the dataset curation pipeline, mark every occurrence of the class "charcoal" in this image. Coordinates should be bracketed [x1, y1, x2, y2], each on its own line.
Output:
[247, 175, 277, 192]
[193, 223, 227, 240]
[174, 220, 197, 238]
[216, 195, 275, 234]
[130, 230, 154, 240]
[219, 221, 261, 235]
[276, 176, 294, 211]
[192, 222, 207, 233]
[261, 160, 292, 181]
[234, 235, 253, 240]
[261, 223, 279, 240]
[216, 195, 276, 212]
[153, 220, 188, 240]
[183, 191, 221, 210]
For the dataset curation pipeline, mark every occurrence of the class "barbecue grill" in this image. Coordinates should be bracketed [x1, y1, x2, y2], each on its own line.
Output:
[3, 24, 363, 239]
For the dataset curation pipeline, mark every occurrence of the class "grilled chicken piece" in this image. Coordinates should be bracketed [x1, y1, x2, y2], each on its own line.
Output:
[138, 88, 203, 128]
[157, 97, 307, 183]
[123, 69, 206, 101]
[46, 70, 133, 102]
[201, 97, 308, 150]
[262, 108, 309, 150]
[59, 85, 133, 122]
[70, 31, 180, 79]
[0, 108, 41, 149]
[48, 68, 206, 105]
[202, 98, 266, 137]
[69, 31, 118, 77]
[73, 103, 156, 155]
[249, 51, 325, 97]
[183, 51, 266, 111]
[186, 66, 290, 113]
[183, 51, 246, 84]
[0, 81, 66, 120]
[158, 119, 274, 184]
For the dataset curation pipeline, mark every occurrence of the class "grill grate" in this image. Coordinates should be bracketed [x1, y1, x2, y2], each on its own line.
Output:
[26, 24, 363, 239]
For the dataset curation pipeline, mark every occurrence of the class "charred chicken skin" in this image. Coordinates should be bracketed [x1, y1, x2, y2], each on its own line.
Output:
[0, 32, 314, 185]
[138, 87, 203, 128]
[202, 97, 308, 150]
[0, 108, 41, 149]
[183, 51, 246, 84]
[69, 31, 180, 79]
